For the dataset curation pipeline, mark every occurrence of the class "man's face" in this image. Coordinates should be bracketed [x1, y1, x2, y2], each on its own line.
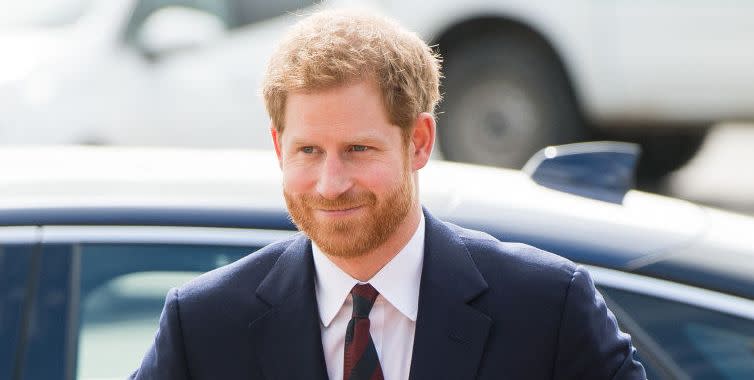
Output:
[273, 81, 416, 258]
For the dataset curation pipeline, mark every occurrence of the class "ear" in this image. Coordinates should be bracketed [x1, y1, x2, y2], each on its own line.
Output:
[270, 126, 283, 168]
[409, 112, 435, 171]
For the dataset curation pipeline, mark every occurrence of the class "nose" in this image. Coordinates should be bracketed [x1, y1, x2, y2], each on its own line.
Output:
[315, 153, 353, 200]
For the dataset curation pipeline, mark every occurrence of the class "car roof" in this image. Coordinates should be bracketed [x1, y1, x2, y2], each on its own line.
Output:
[1, 146, 752, 297]
[0, 146, 286, 209]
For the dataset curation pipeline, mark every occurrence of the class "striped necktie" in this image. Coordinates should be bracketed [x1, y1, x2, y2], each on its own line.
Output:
[343, 284, 384, 380]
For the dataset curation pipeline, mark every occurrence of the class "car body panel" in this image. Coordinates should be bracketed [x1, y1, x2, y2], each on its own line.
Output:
[633, 208, 754, 300]
[0, 146, 735, 277]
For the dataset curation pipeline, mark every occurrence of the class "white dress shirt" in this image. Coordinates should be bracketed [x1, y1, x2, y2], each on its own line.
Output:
[312, 214, 425, 380]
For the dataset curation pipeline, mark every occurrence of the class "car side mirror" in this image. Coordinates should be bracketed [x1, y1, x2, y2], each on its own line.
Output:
[522, 141, 641, 204]
[136, 6, 226, 60]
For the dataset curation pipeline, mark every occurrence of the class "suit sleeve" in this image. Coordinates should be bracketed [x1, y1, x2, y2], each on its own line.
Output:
[552, 266, 647, 380]
[129, 287, 191, 380]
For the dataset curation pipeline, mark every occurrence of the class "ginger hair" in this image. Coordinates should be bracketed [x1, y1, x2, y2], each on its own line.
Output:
[262, 9, 442, 134]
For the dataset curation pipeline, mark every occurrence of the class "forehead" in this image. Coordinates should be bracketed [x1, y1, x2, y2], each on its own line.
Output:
[285, 81, 387, 122]
[282, 81, 399, 142]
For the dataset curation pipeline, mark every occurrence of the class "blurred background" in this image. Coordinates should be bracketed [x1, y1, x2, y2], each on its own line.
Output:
[1, 0, 752, 214]
[3, 2, 754, 379]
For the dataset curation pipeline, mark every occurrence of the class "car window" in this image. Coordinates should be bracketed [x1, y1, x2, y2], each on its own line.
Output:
[124, 0, 234, 42]
[233, 0, 320, 25]
[599, 286, 754, 380]
[0, 244, 33, 380]
[74, 243, 255, 380]
[0, 0, 90, 28]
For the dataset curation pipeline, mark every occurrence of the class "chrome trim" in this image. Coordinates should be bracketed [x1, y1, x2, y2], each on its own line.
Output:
[586, 265, 754, 320]
[40, 226, 297, 246]
[0, 226, 40, 244]
[31, 228, 754, 319]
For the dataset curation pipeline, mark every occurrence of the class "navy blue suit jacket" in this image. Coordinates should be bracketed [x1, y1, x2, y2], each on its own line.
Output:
[131, 209, 646, 379]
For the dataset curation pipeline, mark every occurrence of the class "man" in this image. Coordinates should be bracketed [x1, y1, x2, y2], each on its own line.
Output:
[131, 9, 646, 380]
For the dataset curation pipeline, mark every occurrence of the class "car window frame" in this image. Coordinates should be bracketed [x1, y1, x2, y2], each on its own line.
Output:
[122, 0, 237, 45]
[33, 224, 296, 380]
[587, 264, 754, 379]
[600, 290, 691, 380]
[0, 226, 40, 380]
[587, 265, 754, 321]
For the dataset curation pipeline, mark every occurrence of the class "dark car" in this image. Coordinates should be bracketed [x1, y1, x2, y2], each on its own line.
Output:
[1, 145, 753, 380]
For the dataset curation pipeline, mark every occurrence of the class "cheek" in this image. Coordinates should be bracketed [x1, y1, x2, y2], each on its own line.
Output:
[355, 162, 405, 191]
[281, 165, 315, 194]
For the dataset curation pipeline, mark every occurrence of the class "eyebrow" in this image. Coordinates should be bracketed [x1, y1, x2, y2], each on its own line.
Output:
[287, 135, 388, 147]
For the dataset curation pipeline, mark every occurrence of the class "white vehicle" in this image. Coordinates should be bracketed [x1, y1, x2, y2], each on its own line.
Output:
[0, 0, 296, 148]
[3, 0, 754, 177]
[398, 1, 754, 177]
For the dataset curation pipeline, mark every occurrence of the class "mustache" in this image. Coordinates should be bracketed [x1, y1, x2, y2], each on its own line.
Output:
[295, 192, 376, 210]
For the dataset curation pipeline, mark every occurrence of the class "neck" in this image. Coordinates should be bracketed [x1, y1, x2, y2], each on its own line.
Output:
[326, 204, 422, 281]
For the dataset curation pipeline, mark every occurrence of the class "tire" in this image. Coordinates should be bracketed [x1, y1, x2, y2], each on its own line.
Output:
[437, 33, 586, 169]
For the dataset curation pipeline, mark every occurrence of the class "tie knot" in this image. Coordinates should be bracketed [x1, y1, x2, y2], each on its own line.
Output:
[350, 284, 379, 318]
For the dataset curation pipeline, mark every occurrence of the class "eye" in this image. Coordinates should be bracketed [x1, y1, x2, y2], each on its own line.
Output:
[301, 146, 315, 154]
[350, 145, 369, 152]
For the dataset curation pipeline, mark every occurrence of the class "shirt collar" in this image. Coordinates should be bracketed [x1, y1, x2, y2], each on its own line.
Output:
[312, 214, 425, 327]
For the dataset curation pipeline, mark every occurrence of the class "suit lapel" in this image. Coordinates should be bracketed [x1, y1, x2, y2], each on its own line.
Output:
[410, 210, 492, 380]
[248, 235, 329, 380]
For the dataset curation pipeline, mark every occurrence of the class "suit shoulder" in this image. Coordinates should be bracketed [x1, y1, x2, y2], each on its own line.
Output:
[446, 222, 577, 282]
[177, 233, 300, 300]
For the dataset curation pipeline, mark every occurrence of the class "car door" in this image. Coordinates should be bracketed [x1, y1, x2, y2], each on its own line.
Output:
[590, 266, 754, 380]
[17, 225, 293, 380]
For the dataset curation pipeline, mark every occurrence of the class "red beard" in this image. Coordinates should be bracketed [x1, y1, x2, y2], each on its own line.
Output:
[285, 169, 413, 258]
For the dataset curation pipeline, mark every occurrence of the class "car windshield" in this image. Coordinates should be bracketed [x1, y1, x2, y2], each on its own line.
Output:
[0, 0, 93, 28]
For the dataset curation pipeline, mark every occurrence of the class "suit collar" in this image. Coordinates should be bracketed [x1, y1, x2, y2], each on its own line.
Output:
[409, 208, 492, 380]
[249, 234, 329, 380]
[255, 233, 314, 305]
[248, 209, 492, 380]
[312, 213, 426, 327]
